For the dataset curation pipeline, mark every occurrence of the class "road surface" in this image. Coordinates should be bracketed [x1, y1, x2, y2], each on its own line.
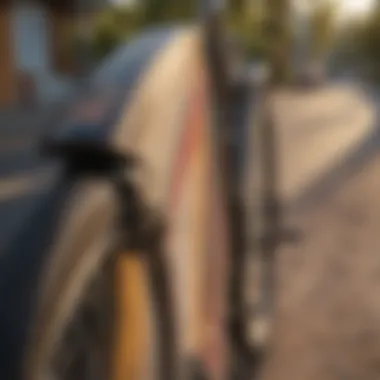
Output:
[253, 83, 380, 380]
[272, 83, 376, 208]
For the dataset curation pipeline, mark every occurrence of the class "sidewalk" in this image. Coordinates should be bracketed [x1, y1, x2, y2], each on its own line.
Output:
[248, 82, 380, 380]
[272, 83, 376, 207]
[262, 147, 380, 380]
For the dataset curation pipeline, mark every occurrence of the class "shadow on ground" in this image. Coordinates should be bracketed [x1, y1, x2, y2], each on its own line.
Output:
[288, 101, 380, 215]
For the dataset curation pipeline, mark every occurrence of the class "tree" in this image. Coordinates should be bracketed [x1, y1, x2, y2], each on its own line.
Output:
[230, 0, 245, 14]
[91, 6, 142, 60]
[308, 1, 336, 61]
[264, 0, 292, 84]
[360, 8, 380, 79]
[227, 0, 268, 59]
[333, 16, 365, 67]
[141, 0, 196, 24]
[339, 1, 380, 80]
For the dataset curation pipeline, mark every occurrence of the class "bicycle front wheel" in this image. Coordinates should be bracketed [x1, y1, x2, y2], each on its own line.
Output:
[23, 179, 175, 380]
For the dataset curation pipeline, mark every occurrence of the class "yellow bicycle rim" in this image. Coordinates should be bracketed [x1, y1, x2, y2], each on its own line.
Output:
[112, 253, 151, 380]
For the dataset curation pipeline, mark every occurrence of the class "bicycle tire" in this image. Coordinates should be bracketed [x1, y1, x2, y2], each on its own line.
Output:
[23, 178, 176, 380]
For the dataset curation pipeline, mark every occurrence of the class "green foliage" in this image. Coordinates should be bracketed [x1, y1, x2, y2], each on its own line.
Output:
[338, 3, 380, 81]
[308, 1, 337, 60]
[359, 9, 380, 76]
[263, 0, 293, 84]
[163, 1, 196, 22]
[141, 0, 196, 24]
[80, 0, 196, 63]
[92, 24, 122, 61]
[88, 0, 293, 76]
[91, 7, 142, 60]
[89, 0, 285, 66]
[230, 0, 245, 14]
[334, 17, 365, 63]
[227, 4, 269, 60]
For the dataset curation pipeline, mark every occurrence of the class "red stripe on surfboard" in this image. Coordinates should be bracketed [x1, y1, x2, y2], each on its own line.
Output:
[169, 78, 206, 209]
[204, 167, 230, 379]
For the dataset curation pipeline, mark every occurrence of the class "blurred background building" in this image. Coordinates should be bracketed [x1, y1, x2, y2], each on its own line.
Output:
[0, 0, 107, 107]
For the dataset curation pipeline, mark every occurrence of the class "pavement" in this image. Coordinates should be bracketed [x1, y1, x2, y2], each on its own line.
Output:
[262, 155, 380, 380]
[271, 83, 376, 207]
[246, 82, 380, 380]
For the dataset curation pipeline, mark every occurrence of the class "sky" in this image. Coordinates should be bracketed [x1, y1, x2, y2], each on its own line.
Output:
[294, 0, 375, 21]
[340, 0, 374, 16]
[111, 0, 376, 18]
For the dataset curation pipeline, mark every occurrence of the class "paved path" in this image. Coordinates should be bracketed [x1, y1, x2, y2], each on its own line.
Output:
[255, 83, 380, 379]
[272, 84, 376, 206]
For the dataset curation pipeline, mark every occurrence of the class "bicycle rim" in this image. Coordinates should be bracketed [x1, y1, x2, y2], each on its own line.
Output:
[23, 181, 162, 380]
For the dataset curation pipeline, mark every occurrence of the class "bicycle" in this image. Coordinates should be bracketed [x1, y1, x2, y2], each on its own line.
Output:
[14, 15, 281, 380]
[14, 26, 236, 380]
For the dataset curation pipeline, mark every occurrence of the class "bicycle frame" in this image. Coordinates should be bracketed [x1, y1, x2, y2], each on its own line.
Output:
[22, 16, 268, 380]
[200, 0, 257, 363]
[39, 27, 233, 380]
